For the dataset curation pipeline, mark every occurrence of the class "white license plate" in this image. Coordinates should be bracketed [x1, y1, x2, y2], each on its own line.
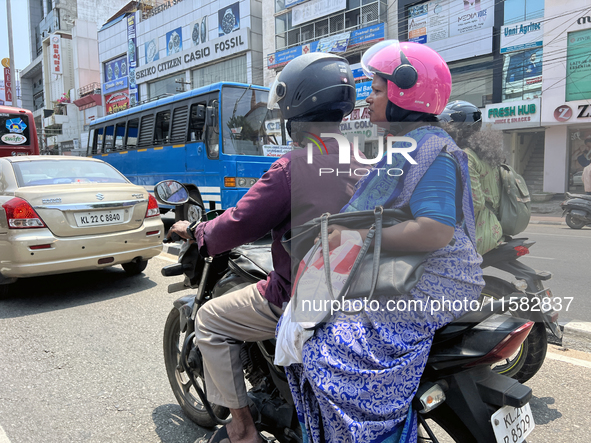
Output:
[74, 209, 125, 227]
[491, 403, 535, 443]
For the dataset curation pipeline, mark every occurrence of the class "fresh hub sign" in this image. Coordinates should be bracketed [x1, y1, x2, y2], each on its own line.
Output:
[135, 28, 250, 84]
[483, 98, 540, 128]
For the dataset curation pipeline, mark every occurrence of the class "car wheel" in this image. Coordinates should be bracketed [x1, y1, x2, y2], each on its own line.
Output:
[122, 260, 148, 275]
[0, 284, 11, 299]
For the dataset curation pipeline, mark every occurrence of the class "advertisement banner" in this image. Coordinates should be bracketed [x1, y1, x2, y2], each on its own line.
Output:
[127, 14, 139, 108]
[292, 0, 346, 27]
[3, 68, 11, 103]
[349, 23, 385, 47]
[317, 32, 350, 53]
[408, 0, 494, 44]
[105, 91, 130, 115]
[267, 41, 319, 69]
[350, 63, 368, 81]
[218, 2, 240, 36]
[103, 55, 128, 94]
[500, 20, 544, 54]
[145, 39, 160, 64]
[166, 27, 183, 56]
[502, 47, 543, 98]
[355, 81, 373, 101]
[566, 28, 591, 102]
[51, 34, 62, 74]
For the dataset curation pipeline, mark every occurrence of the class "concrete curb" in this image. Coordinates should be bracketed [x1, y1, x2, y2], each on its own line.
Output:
[529, 220, 566, 226]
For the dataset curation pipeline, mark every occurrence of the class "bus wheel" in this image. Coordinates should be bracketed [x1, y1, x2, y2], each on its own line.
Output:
[175, 190, 204, 224]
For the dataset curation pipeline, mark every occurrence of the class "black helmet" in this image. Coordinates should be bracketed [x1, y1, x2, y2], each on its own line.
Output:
[267, 53, 355, 122]
[438, 100, 482, 127]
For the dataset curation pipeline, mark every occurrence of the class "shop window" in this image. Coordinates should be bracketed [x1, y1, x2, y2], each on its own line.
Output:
[148, 75, 186, 100]
[568, 128, 591, 192]
[504, 0, 544, 25]
[191, 55, 247, 89]
[502, 48, 543, 102]
[449, 60, 494, 108]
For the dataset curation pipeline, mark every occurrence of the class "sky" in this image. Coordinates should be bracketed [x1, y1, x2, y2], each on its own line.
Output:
[0, 0, 32, 71]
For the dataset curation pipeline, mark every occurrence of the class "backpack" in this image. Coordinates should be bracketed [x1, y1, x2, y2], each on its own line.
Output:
[496, 164, 531, 235]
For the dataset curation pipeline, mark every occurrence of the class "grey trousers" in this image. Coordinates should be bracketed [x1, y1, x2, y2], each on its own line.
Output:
[195, 283, 283, 409]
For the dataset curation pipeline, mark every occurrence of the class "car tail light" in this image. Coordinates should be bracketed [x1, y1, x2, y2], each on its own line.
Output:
[514, 246, 530, 257]
[145, 194, 159, 218]
[2, 197, 46, 228]
[466, 321, 534, 367]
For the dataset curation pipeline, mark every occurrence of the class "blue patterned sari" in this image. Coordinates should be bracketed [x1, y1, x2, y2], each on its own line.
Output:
[284, 126, 485, 443]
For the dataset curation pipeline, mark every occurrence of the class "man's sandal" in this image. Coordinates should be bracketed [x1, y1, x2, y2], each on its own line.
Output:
[196, 425, 267, 443]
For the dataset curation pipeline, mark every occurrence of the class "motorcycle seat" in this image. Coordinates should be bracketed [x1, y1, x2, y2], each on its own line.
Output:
[566, 192, 591, 201]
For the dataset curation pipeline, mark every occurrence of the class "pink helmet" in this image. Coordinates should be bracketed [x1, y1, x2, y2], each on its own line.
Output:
[361, 40, 452, 115]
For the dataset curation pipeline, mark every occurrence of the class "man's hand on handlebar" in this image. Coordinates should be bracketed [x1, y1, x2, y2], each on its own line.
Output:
[165, 220, 195, 243]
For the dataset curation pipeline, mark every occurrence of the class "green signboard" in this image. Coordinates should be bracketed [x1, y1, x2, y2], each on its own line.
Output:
[566, 28, 591, 101]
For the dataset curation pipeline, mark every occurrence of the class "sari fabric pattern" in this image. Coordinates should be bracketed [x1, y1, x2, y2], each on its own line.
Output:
[284, 126, 484, 443]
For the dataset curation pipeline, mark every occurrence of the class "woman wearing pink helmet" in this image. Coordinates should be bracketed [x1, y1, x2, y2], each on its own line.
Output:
[284, 41, 484, 442]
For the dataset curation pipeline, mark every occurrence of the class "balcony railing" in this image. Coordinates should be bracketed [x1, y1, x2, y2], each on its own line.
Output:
[78, 82, 101, 98]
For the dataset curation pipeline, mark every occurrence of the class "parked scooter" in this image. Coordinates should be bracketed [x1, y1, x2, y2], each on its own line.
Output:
[561, 192, 591, 229]
[156, 180, 536, 443]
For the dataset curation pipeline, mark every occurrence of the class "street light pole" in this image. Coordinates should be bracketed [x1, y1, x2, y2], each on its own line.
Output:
[6, 0, 17, 107]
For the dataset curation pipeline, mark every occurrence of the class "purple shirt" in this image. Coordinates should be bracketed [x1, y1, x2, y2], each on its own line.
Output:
[194, 139, 364, 307]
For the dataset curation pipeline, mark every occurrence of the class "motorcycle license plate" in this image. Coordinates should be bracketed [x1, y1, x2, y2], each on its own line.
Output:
[74, 209, 125, 227]
[491, 403, 535, 443]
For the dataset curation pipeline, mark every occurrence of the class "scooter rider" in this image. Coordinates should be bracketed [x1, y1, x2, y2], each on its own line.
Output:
[168, 53, 364, 443]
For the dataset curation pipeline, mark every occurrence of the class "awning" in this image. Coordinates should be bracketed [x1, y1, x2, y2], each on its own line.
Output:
[73, 94, 102, 110]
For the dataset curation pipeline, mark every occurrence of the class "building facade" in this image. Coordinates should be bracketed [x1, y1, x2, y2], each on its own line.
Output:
[20, 0, 133, 155]
[96, 0, 264, 124]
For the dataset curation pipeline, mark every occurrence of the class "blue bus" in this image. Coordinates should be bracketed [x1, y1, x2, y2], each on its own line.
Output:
[87, 82, 290, 221]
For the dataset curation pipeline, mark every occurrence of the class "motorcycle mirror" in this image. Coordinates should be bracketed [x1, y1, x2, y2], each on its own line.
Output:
[154, 180, 190, 206]
[206, 103, 218, 128]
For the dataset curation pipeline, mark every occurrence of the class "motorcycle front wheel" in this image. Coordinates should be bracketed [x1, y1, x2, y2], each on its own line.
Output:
[163, 307, 230, 428]
[480, 279, 548, 383]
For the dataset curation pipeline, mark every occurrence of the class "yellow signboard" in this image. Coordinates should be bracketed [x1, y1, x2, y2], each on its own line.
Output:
[1, 58, 10, 68]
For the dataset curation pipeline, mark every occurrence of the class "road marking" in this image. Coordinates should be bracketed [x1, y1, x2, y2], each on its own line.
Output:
[524, 255, 555, 260]
[525, 231, 591, 240]
[155, 254, 177, 263]
[0, 425, 11, 443]
[546, 351, 591, 369]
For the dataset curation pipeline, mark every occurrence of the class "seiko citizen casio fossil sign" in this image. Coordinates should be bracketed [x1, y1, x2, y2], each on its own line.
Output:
[135, 28, 249, 83]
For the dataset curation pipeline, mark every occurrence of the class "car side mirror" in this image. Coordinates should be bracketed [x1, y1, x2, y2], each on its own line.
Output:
[154, 180, 189, 205]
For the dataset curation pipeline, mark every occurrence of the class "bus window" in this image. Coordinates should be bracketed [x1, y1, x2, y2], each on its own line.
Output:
[126, 119, 139, 148]
[206, 100, 220, 159]
[95, 127, 105, 154]
[170, 105, 188, 143]
[104, 125, 115, 152]
[138, 114, 155, 148]
[221, 86, 291, 157]
[114, 123, 126, 150]
[154, 110, 171, 144]
[188, 104, 206, 142]
[87, 129, 95, 155]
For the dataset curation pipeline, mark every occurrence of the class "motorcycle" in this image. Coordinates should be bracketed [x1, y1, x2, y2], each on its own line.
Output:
[480, 236, 561, 383]
[560, 192, 591, 229]
[155, 180, 537, 443]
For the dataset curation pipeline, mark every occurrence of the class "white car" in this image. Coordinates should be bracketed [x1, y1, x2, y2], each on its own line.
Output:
[0, 156, 164, 295]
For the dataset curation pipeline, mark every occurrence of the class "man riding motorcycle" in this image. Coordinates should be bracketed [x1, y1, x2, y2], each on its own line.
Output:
[167, 52, 364, 443]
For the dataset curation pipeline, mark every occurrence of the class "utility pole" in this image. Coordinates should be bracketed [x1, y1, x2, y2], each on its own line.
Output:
[6, 0, 17, 107]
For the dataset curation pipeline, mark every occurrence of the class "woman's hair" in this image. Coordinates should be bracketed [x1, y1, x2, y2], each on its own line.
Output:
[465, 128, 506, 168]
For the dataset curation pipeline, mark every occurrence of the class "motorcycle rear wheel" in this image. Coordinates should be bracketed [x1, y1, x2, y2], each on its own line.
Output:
[566, 213, 586, 229]
[163, 307, 230, 428]
[481, 279, 547, 383]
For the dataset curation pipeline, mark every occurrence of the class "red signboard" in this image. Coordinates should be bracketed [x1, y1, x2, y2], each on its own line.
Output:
[4, 68, 12, 103]
[105, 90, 130, 114]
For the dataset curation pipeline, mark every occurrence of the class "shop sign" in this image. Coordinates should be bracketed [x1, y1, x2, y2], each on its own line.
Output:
[577, 16, 591, 25]
[51, 34, 62, 74]
[292, 0, 346, 27]
[103, 55, 129, 94]
[3, 67, 11, 103]
[340, 107, 377, 139]
[267, 23, 384, 69]
[566, 28, 591, 102]
[554, 105, 573, 122]
[105, 91, 130, 114]
[355, 81, 372, 100]
[317, 32, 350, 53]
[483, 98, 540, 128]
[127, 15, 139, 107]
[350, 63, 367, 81]
[135, 27, 251, 85]
[500, 20, 543, 54]
[143, 0, 185, 19]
